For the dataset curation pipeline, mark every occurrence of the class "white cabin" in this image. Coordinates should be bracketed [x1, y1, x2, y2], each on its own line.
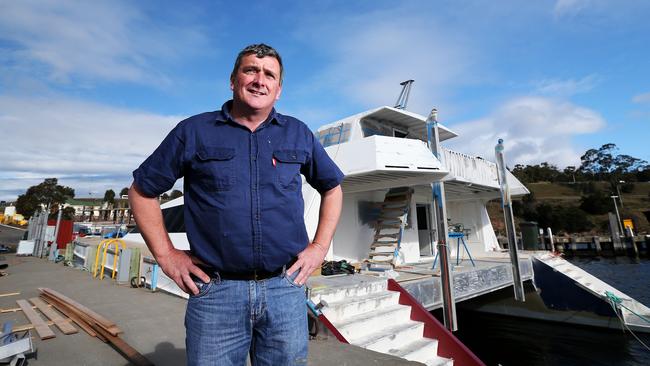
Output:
[301, 106, 529, 265]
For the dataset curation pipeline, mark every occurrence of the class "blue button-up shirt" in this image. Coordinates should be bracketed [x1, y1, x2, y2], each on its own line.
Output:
[133, 101, 344, 272]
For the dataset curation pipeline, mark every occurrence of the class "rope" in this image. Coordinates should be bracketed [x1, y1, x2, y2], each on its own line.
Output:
[605, 291, 650, 352]
[605, 291, 650, 325]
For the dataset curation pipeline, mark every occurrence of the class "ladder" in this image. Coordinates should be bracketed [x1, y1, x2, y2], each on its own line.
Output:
[368, 188, 413, 265]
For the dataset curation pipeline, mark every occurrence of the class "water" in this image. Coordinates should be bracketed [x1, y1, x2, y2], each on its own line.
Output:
[452, 257, 650, 366]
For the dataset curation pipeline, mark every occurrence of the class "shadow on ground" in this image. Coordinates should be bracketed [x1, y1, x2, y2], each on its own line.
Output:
[124, 341, 186, 366]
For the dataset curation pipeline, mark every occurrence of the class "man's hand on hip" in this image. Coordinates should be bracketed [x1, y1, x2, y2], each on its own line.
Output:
[156, 248, 210, 295]
[287, 242, 328, 286]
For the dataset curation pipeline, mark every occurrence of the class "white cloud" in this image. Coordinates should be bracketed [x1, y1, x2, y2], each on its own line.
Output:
[534, 74, 600, 96]
[0, 95, 185, 200]
[293, 8, 478, 117]
[553, 0, 592, 18]
[0, 0, 208, 86]
[446, 96, 606, 167]
[632, 92, 650, 104]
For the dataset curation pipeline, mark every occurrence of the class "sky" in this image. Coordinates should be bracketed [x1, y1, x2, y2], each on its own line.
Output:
[1, 0, 649, 201]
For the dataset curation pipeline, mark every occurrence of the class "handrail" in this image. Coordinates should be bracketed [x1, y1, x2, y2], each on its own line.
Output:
[441, 147, 499, 188]
[92, 239, 110, 278]
[92, 239, 126, 279]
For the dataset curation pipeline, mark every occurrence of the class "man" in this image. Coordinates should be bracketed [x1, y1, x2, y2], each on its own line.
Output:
[129, 44, 344, 365]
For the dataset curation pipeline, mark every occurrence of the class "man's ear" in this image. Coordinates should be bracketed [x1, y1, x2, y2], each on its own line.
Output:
[275, 84, 282, 101]
[230, 77, 234, 91]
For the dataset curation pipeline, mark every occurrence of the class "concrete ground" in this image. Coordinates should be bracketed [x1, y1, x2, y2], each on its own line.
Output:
[0, 225, 419, 366]
[0, 223, 25, 249]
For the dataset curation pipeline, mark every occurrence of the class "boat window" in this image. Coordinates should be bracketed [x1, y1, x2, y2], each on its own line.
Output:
[361, 118, 409, 138]
[315, 123, 351, 147]
[393, 128, 408, 138]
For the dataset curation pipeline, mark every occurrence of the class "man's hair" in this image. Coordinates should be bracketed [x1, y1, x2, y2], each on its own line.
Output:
[231, 43, 283, 84]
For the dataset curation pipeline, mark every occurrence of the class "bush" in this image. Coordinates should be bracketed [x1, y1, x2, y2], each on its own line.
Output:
[620, 182, 635, 193]
[522, 203, 593, 233]
[580, 191, 611, 215]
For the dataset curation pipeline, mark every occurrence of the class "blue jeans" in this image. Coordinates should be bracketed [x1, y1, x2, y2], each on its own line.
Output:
[185, 270, 308, 365]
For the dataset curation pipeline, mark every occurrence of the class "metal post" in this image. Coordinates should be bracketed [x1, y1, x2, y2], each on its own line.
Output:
[611, 196, 624, 235]
[31, 212, 39, 256]
[38, 209, 48, 258]
[547, 227, 555, 252]
[32, 210, 44, 257]
[616, 181, 624, 208]
[495, 139, 525, 302]
[53, 208, 63, 251]
[27, 215, 35, 240]
[426, 108, 457, 331]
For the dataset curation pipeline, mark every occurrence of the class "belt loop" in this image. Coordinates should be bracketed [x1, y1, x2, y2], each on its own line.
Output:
[214, 271, 221, 284]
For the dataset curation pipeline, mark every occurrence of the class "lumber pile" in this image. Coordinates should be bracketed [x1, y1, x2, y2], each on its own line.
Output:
[38, 288, 153, 366]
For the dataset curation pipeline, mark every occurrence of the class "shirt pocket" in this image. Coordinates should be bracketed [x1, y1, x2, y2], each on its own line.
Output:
[273, 149, 308, 191]
[195, 147, 236, 191]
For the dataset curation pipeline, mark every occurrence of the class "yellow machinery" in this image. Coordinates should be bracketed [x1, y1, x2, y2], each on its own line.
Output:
[92, 239, 126, 279]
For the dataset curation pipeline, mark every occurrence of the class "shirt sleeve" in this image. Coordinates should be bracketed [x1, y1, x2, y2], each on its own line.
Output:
[132, 125, 186, 198]
[302, 132, 345, 193]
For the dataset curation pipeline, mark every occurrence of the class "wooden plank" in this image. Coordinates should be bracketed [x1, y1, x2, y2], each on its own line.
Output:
[1, 304, 47, 313]
[12, 319, 73, 332]
[2, 306, 24, 313]
[16, 299, 55, 340]
[90, 322, 154, 366]
[0, 292, 20, 297]
[40, 294, 99, 338]
[39, 288, 118, 331]
[29, 297, 78, 335]
[13, 320, 51, 332]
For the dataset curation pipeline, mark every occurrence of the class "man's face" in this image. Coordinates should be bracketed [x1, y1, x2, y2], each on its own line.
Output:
[230, 54, 282, 112]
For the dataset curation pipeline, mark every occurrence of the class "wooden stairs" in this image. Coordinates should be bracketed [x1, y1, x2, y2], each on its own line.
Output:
[368, 188, 413, 265]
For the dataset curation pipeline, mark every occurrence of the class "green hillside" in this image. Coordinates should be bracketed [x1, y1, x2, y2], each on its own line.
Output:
[488, 181, 650, 235]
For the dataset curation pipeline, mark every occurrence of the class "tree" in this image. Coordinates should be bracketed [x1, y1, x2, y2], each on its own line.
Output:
[50, 206, 77, 220]
[511, 162, 561, 183]
[579, 143, 617, 177]
[119, 187, 129, 197]
[580, 143, 648, 176]
[103, 189, 116, 204]
[15, 178, 75, 219]
[562, 166, 578, 183]
[169, 190, 183, 199]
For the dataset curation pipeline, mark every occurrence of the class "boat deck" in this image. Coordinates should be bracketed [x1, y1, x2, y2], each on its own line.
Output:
[308, 252, 535, 311]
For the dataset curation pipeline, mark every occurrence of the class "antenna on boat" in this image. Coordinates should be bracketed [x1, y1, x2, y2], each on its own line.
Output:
[394, 80, 414, 109]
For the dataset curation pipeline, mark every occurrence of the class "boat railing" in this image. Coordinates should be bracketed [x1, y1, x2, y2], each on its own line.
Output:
[441, 147, 499, 188]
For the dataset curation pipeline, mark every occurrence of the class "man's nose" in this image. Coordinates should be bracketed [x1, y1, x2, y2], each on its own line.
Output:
[252, 72, 264, 86]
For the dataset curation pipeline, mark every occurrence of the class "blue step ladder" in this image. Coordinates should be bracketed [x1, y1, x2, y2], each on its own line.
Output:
[433, 230, 476, 269]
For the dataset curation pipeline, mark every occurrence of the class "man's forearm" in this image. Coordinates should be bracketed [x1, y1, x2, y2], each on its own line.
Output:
[128, 183, 209, 294]
[311, 185, 343, 251]
[128, 183, 174, 260]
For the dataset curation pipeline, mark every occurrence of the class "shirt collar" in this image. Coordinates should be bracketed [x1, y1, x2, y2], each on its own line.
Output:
[216, 100, 284, 126]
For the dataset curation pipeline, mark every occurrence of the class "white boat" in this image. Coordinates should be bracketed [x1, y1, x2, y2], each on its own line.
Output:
[98, 105, 648, 365]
